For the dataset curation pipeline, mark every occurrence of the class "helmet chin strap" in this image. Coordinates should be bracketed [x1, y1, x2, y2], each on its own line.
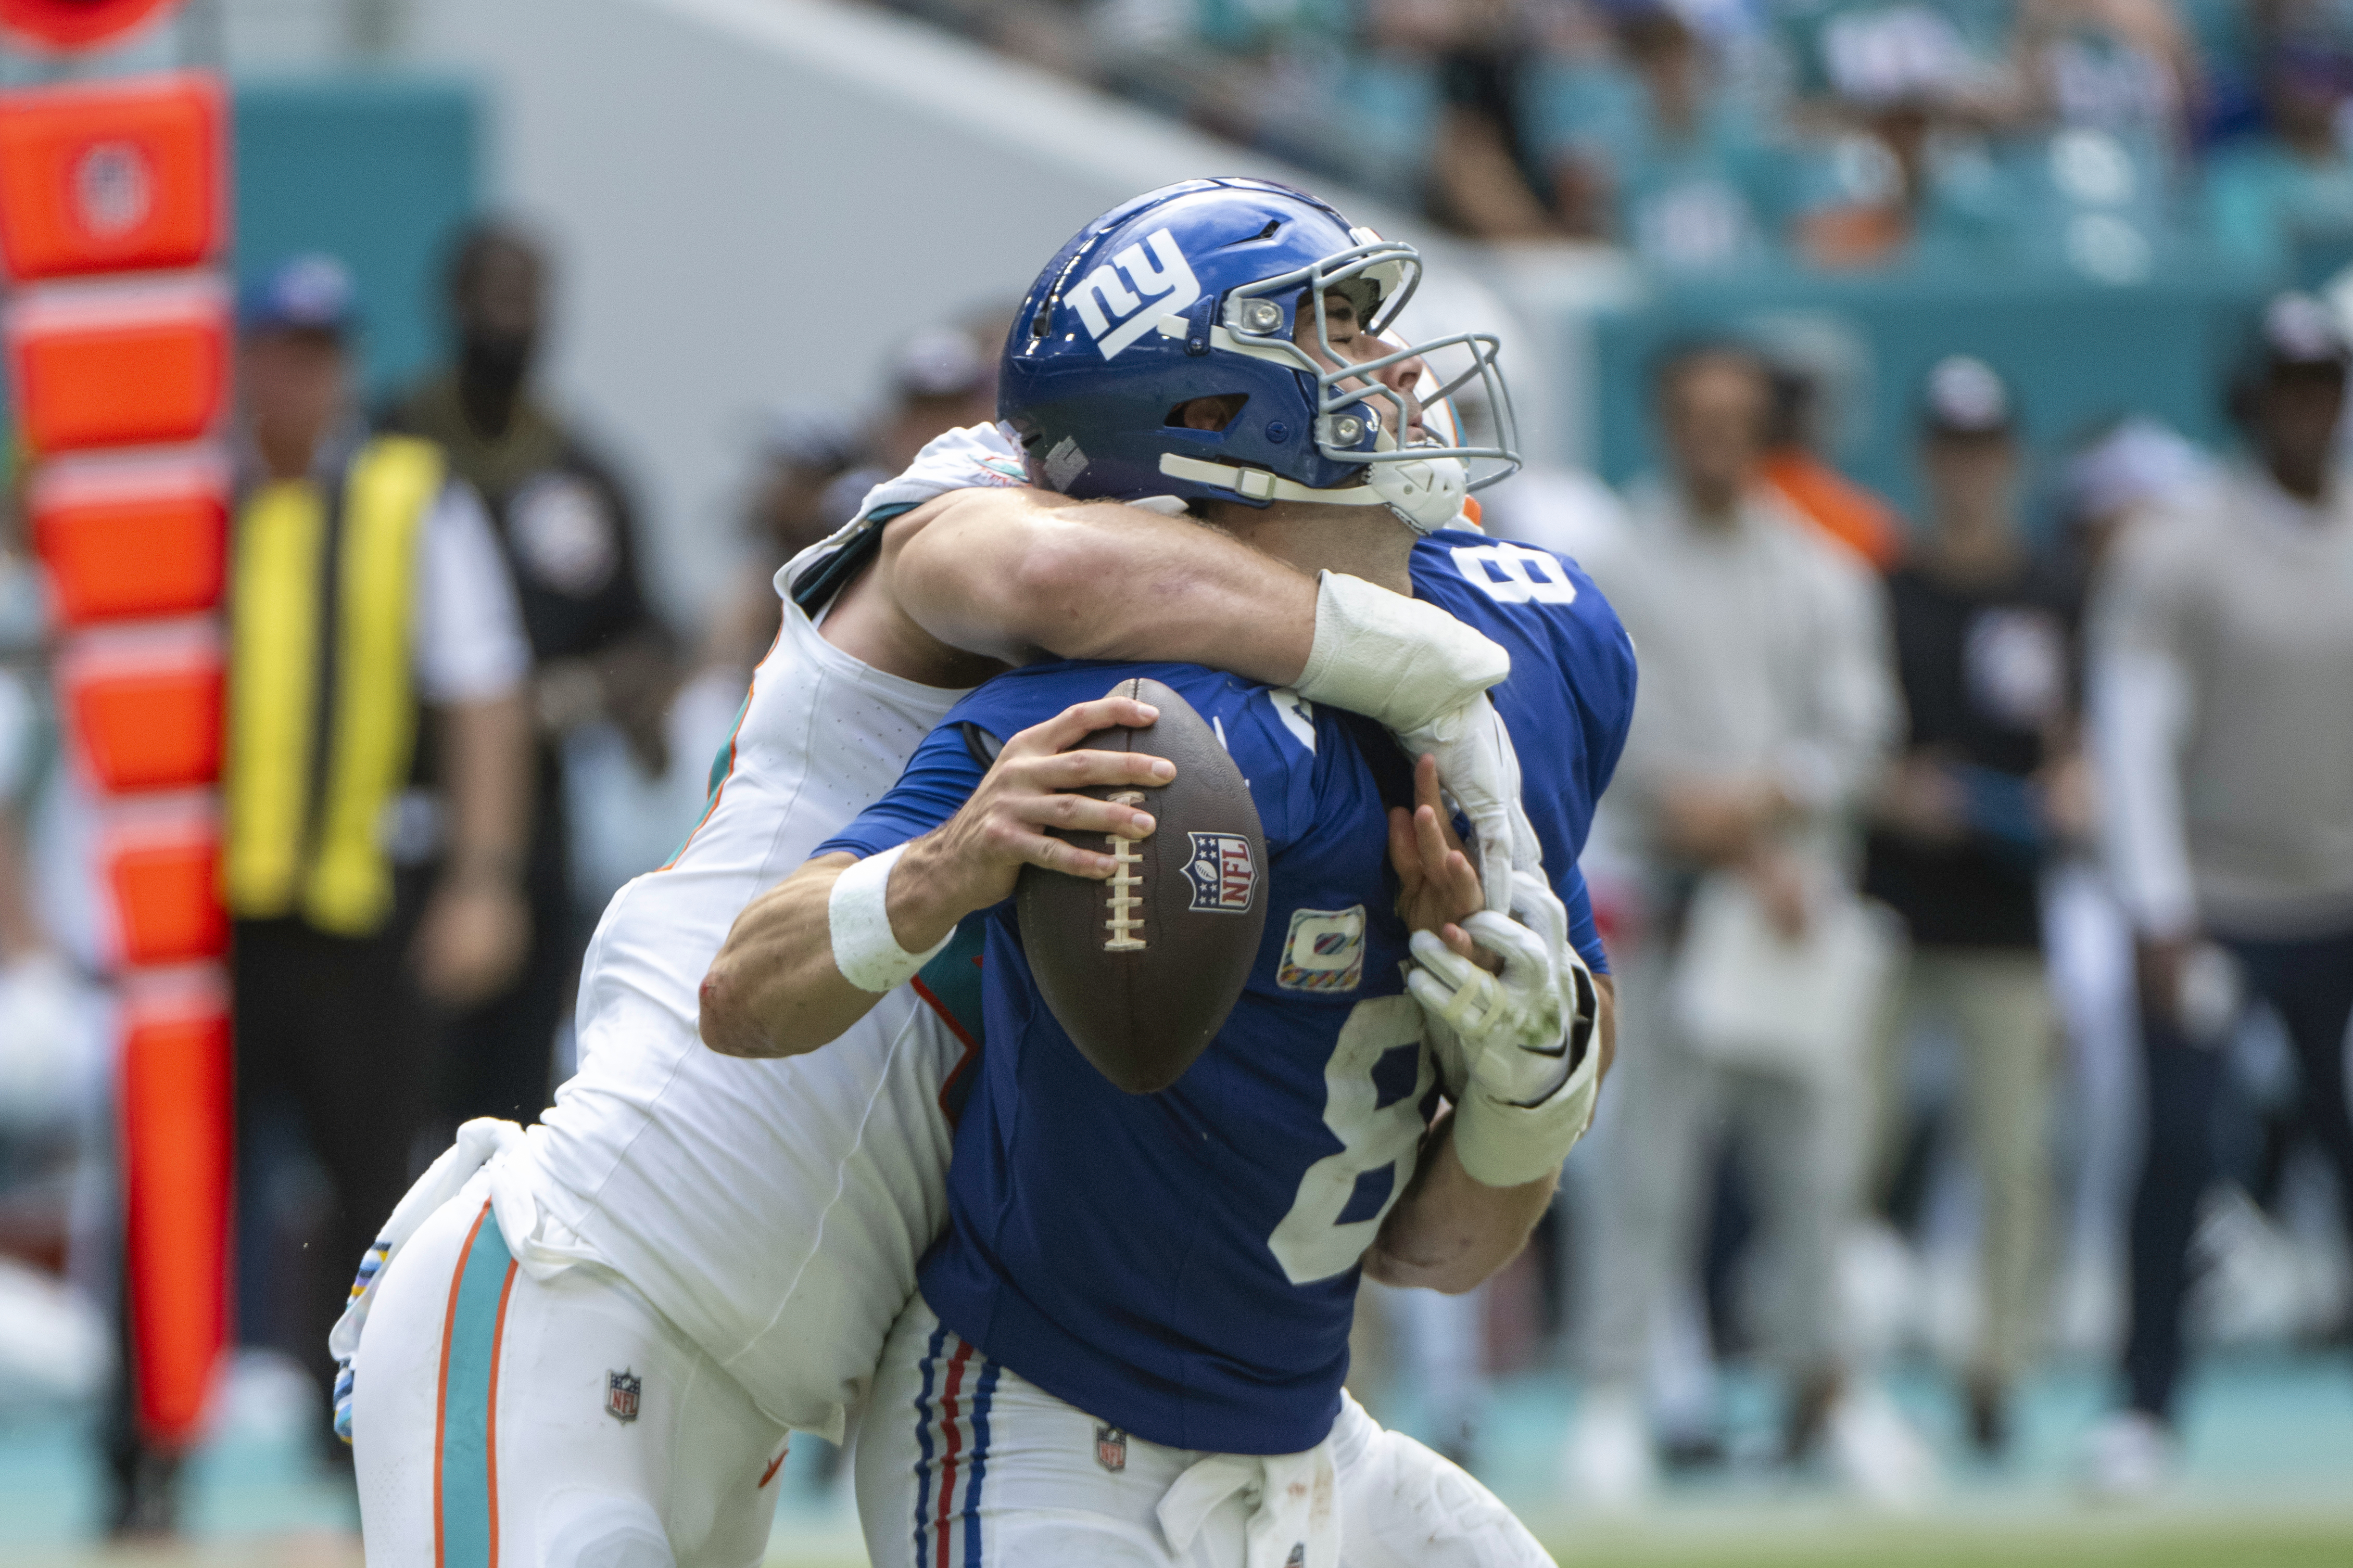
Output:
[1156, 453, 1468, 533]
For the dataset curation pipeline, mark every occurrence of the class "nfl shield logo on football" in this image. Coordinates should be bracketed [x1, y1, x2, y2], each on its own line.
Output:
[1095, 1424, 1128, 1472]
[605, 1369, 642, 1424]
[1183, 832, 1257, 913]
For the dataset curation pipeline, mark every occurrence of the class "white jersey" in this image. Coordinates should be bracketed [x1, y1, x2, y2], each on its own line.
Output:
[504, 426, 1027, 1442]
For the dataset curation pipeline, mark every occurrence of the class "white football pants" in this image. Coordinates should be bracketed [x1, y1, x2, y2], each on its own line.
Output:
[351, 1172, 790, 1568]
[855, 1298, 1555, 1568]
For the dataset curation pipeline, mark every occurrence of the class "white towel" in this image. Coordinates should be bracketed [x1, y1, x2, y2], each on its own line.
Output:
[1157, 1443, 1339, 1568]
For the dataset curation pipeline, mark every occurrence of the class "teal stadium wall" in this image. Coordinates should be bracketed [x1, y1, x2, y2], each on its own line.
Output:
[233, 74, 479, 399]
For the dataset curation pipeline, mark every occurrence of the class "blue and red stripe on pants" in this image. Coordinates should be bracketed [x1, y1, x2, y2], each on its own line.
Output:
[910, 1321, 1000, 1568]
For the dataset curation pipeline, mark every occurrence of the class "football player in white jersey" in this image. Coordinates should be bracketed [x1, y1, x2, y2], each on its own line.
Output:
[338, 194, 1562, 1566]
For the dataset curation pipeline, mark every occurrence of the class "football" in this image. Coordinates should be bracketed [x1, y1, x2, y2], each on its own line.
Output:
[1017, 677, 1268, 1093]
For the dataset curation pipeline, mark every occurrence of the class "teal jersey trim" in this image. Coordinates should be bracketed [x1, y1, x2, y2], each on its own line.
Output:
[437, 1204, 515, 1567]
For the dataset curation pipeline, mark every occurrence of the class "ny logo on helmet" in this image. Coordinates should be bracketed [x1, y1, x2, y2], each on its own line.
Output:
[1071, 228, 1201, 361]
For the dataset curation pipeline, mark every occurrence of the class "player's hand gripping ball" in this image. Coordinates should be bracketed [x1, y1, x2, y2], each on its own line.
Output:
[1017, 679, 1267, 1093]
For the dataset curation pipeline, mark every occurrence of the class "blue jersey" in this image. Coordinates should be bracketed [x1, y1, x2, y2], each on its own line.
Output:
[1410, 528, 1637, 971]
[820, 660, 1434, 1454]
[817, 537, 1636, 1456]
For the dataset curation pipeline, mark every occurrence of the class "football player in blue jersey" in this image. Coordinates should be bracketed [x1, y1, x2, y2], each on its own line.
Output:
[715, 180, 1636, 1567]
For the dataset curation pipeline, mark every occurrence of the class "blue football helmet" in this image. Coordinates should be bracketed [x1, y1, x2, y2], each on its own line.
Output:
[997, 178, 1519, 532]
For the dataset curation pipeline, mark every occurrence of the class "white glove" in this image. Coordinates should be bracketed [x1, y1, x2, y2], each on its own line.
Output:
[1407, 872, 1600, 1188]
[1293, 571, 1508, 736]
[1391, 693, 1542, 914]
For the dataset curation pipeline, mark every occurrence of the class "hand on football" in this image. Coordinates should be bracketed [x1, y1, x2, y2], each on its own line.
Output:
[896, 696, 1173, 926]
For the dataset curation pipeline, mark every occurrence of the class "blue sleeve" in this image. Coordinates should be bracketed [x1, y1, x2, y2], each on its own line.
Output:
[811, 723, 988, 861]
[1583, 624, 1638, 815]
[1560, 863, 1608, 977]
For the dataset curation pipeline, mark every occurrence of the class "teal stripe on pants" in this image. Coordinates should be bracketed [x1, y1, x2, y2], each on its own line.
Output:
[439, 1205, 515, 1567]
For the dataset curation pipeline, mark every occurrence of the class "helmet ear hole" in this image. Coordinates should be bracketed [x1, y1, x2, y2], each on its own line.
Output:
[1165, 393, 1250, 432]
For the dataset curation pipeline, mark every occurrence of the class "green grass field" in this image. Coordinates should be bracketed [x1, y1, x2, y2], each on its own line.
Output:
[742, 1511, 2353, 1568]
[1518, 1514, 2353, 1568]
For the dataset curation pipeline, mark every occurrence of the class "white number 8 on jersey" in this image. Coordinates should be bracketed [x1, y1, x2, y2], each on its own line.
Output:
[1267, 996, 1435, 1284]
[1450, 542, 1579, 605]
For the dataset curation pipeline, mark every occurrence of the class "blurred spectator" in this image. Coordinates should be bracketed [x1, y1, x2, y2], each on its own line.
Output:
[1781, 0, 2025, 266]
[1541, 4, 1795, 269]
[706, 318, 998, 678]
[2204, 37, 2353, 270]
[702, 409, 864, 677]
[873, 318, 1001, 474]
[1861, 355, 2081, 1457]
[1373, 0, 1568, 237]
[2012, 0, 2198, 160]
[560, 624, 748, 921]
[2038, 416, 2213, 1361]
[2062, 414, 2215, 565]
[2082, 291, 2353, 1495]
[1759, 360, 1907, 568]
[219, 256, 532, 1494]
[1568, 342, 1917, 1504]
[1481, 458, 1636, 559]
[383, 221, 660, 1124]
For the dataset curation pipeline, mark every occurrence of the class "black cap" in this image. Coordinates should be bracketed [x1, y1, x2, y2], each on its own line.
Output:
[1921, 354, 2012, 438]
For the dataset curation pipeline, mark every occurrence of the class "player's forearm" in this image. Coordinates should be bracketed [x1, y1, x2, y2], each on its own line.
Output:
[702, 855, 870, 1057]
[1363, 1113, 1557, 1294]
[894, 489, 1318, 680]
[700, 836, 981, 1058]
[438, 690, 532, 885]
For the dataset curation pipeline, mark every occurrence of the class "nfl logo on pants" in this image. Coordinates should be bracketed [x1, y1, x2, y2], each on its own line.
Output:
[1095, 1424, 1127, 1472]
[606, 1369, 641, 1424]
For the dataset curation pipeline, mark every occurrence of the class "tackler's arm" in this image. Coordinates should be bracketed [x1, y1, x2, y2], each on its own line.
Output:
[698, 694, 1169, 1059]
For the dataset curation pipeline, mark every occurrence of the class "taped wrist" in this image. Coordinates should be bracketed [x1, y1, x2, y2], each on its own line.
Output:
[1294, 572, 1508, 735]
[1453, 1044, 1600, 1189]
[827, 844, 953, 993]
[1451, 952, 1602, 1188]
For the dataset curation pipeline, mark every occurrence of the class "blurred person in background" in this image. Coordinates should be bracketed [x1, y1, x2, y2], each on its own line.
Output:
[2082, 291, 2353, 1495]
[2037, 417, 2213, 1366]
[702, 408, 863, 677]
[560, 622, 748, 935]
[1759, 358, 1907, 569]
[1568, 341, 1916, 1505]
[704, 321, 996, 679]
[871, 317, 1002, 477]
[1369, 0, 1567, 236]
[1780, 0, 2023, 267]
[2009, 0, 2197, 163]
[1482, 458, 1636, 561]
[2204, 34, 2353, 270]
[216, 255, 532, 1505]
[1542, 2, 1797, 271]
[1862, 355, 2082, 1458]
[384, 220, 659, 1123]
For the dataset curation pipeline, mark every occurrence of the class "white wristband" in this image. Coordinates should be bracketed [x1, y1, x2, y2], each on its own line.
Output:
[828, 844, 954, 993]
[1453, 1039, 1600, 1189]
[1450, 951, 1601, 1189]
[1294, 571, 1509, 735]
